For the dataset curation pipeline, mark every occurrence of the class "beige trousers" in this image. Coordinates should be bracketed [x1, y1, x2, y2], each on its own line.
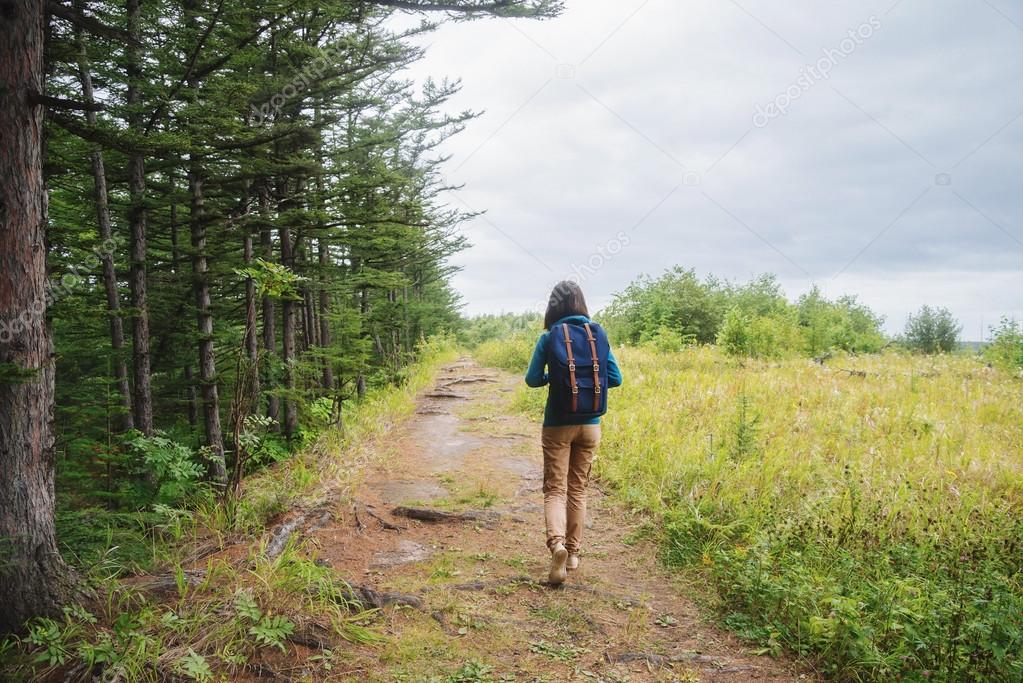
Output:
[541, 424, 601, 554]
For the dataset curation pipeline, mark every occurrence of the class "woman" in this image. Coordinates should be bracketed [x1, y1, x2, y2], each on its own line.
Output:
[525, 281, 622, 585]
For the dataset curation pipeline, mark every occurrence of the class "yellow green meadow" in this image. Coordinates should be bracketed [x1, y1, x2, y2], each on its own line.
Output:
[478, 338, 1023, 682]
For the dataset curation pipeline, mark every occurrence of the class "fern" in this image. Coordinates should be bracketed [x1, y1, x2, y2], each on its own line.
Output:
[248, 615, 294, 652]
[175, 649, 212, 682]
[233, 590, 261, 623]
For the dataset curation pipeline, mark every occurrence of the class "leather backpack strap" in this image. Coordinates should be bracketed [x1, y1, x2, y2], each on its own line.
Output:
[562, 323, 578, 412]
[583, 322, 601, 411]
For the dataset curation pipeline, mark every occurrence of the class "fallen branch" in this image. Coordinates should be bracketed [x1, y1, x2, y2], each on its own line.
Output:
[265, 514, 306, 559]
[134, 569, 206, 593]
[392, 506, 500, 524]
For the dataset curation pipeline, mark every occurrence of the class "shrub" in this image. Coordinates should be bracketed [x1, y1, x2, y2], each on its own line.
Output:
[797, 288, 886, 355]
[717, 307, 801, 358]
[604, 268, 886, 358]
[474, 329, 539, 373]
[984, 318, 1023, 371]
[458, 312, 541, 348]
[124, 431, 205, 505]
[639, 325, 694, 352]
[903, 305, 961, 353]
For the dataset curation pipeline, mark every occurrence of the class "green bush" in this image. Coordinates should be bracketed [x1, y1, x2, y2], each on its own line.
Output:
[474, 329, 538, 373]
[717, 307, 802, 358]
[604, 268, 887, 358]
[458, 312, 541, 348]
[903, 305, 961, 353]
[638, 325, 694, 352]
[984, 318, 1023, 371]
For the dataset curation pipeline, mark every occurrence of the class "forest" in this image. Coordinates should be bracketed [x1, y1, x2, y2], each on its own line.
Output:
[0, 0, 559, 638]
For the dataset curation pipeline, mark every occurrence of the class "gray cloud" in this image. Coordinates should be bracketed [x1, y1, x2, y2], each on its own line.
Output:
[400, 0, 1022, 336]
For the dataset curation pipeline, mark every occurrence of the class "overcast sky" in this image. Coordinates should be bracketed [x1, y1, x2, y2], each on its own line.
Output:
[400, 0, 1022, 337]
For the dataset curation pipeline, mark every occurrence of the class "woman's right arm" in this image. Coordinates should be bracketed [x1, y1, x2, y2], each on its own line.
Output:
[524, 333, 548, 387]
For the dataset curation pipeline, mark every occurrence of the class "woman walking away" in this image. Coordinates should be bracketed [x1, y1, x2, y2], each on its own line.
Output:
[525, 281, 622, 585]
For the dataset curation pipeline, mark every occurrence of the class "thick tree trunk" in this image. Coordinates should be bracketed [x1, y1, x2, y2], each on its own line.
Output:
[0, 0, 75, 633]
[188, 160, 227, 484]
[74, 23, 133, 432]
[126, 0, 153, 435]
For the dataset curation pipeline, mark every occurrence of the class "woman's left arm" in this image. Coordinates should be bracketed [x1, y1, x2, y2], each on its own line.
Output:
[607, 347, 623, 388]
[524, 333, 549, 387]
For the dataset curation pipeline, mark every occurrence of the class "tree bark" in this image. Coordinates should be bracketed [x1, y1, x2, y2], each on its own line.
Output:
[258, 185, 279, 425]
[188, 159, 227, 484]
[168, 174, 198, 426]
[125, 0, 153, 435]
[318, 239, 334, 390]
[244, 232, 260, 397]
[74, 18, 133, 432]
[0, 0, 75, 633]
[278, 213, 298, 440]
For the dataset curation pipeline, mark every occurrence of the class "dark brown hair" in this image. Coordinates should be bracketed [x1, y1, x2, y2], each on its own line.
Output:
[543, 280, 589, 330]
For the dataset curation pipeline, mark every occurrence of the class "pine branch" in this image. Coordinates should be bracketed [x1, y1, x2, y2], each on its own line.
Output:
[29, 91, 104, 112]
[46, 0, 140, 45]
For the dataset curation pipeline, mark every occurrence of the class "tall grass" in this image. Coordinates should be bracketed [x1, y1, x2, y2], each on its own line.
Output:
[486, 340, 1023, 681]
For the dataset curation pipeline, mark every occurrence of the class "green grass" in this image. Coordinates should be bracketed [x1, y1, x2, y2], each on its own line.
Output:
[3, 339, 459, 681]
[483, 341, 1023, 682]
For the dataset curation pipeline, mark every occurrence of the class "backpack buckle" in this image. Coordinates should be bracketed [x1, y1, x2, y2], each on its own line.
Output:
[593, 363, 600, 372]
[594, 386, 601, 394]
[571, 386, 579, 394]
[568, 362, 576, 372]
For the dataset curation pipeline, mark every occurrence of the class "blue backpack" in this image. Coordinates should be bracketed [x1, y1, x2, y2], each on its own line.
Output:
[546, 320, 611, 419]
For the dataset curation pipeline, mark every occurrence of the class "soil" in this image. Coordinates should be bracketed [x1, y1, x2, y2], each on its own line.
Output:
[198, 357, 818, 682]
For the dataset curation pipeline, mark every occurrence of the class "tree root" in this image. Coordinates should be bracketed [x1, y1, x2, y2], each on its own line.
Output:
[438, 375, 496, 387]
[421, 390, 468, 400]
[350, 584, 423, 610]
[355, 501, 405, 531]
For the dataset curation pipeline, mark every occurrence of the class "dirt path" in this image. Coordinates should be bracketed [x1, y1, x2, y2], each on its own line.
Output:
[303, 358, 811, 682]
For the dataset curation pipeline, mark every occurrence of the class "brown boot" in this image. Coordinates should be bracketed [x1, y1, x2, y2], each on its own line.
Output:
[548, 543, 568, 585]
[567, 554, 580, 571]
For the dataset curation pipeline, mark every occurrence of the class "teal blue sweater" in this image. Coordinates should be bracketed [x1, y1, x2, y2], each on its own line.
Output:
[524, 315, 623, 426]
